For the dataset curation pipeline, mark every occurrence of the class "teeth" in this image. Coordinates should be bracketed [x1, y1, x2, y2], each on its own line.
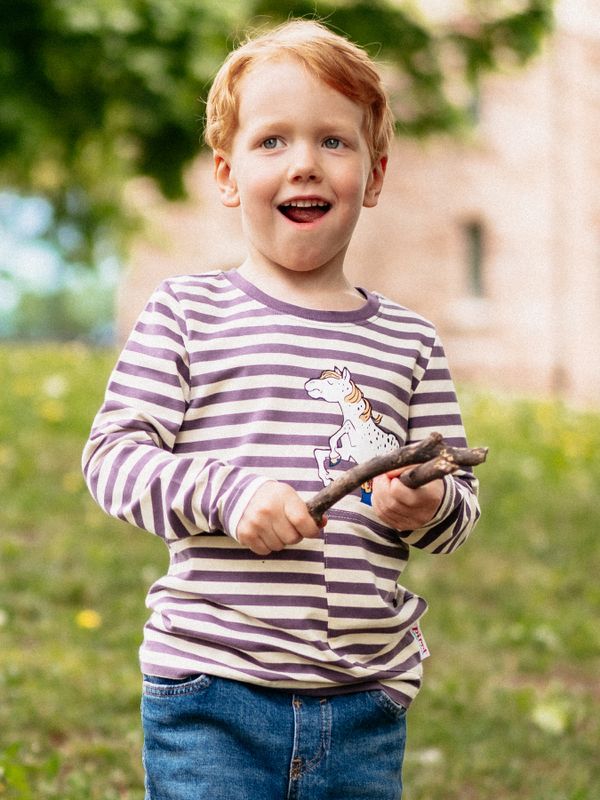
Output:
[281, 200, 329, 208]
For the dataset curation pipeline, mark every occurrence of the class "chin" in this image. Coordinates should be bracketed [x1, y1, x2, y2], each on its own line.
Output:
[281, 261, 326, 274]
[277, 249, 342, 274]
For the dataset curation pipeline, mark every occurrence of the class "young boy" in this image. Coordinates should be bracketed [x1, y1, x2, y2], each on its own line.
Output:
[83, 19, 480, 800]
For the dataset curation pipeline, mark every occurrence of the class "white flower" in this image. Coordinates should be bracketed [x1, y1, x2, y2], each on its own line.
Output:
[409, 748, 444, 766]
[42, 374, 68, 399]
[531, 701, 569, 735]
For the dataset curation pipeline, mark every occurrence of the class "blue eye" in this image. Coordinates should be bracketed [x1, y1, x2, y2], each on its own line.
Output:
[323, 138, 342, 149]
[262, 137, 280, 150]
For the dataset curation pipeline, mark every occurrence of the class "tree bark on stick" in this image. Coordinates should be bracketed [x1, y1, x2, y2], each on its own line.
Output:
[306, 432, 487, 524]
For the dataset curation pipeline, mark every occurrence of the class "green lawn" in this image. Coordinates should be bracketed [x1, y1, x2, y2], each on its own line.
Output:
[1, 344, 598, 799]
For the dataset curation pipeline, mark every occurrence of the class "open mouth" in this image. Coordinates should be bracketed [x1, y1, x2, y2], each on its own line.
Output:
[278, 200, 331, 223]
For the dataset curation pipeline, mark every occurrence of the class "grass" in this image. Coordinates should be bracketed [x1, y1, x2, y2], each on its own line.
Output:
[1, 343, 599, 799]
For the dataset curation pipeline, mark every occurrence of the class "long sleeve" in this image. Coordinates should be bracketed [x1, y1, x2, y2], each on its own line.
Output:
[397, 333, 481, 554]
[81, 269, 481, 706]
[82, 281, 269, 541]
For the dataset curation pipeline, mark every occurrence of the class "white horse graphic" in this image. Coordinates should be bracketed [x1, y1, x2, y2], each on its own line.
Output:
[304, 367, 399, 503]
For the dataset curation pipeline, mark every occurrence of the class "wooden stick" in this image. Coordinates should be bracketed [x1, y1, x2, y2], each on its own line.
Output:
[399, 456, 458, 489]
[306, 433, 487, 524]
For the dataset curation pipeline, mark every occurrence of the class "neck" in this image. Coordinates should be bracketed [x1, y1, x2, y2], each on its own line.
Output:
[237, 258, 365, 312]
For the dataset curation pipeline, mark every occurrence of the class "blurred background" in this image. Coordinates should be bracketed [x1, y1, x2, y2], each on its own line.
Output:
[1, 1, 599, 799]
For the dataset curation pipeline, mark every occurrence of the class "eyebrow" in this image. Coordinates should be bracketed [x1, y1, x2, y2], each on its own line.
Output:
[244, 118, 362, 141]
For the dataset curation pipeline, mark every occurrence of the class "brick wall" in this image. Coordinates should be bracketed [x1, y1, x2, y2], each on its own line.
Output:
[119, 13, 600, 406]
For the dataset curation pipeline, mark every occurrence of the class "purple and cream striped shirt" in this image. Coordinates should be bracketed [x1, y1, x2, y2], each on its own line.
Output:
[82, 269, 480, 707]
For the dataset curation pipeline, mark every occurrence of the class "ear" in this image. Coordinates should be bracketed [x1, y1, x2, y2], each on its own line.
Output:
[363, 155, 387, 208]
[213, 152, 240, 208]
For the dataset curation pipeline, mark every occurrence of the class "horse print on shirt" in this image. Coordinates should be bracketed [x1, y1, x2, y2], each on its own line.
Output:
[304, 367, 400, 505]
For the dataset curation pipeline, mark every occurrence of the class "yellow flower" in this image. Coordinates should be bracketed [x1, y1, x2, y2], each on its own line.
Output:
[76, 609, 103, 630]
[62, 471, 83, 494]
[38, 400, 65, 423]
[0, 445, 15, 468]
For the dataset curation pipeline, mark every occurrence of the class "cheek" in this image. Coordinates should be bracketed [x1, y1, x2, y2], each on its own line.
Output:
[335, 166, 370, 207]
[238, 174, 279, 233]
[237, 162, 278, 199]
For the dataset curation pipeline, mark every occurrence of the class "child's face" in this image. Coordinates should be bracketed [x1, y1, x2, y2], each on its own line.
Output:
[214, 57, 386, 277]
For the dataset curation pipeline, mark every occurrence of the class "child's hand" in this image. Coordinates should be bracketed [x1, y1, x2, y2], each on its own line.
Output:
[372, 467, 445, 532]
[237, 482, 324, 556]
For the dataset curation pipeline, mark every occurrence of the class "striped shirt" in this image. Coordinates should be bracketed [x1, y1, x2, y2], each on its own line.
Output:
[82, 269, 480, 707]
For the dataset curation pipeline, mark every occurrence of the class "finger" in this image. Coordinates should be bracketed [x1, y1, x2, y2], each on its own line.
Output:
[272, 518, 304, 547]
[373, 472, 408, 503]
[257, 526, 290, 553]
[384, 465, 415, 479]
[238, 531, 273, 556]
[372, 475, 413, 524]
[238, 519, 289, 555]
[375, 472, 422, 508]
[284, 495, 323, 538]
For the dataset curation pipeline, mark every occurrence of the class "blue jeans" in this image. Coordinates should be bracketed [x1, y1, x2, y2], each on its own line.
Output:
[142, 674, 407, 800]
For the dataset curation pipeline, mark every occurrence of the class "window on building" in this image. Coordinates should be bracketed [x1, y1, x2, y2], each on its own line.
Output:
[467, 80, 481, 125]
[463, 220, 485, 297]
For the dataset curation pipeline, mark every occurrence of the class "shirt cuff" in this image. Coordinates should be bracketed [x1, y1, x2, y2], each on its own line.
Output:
[399, 474, 457, 537]
[225, 477, 275, 542]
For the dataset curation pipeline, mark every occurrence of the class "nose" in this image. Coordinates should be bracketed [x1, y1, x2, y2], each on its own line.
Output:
[287, 143, 322, 183]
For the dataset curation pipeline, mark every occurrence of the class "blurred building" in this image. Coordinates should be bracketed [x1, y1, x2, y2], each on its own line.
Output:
[119, 1, 600, 406]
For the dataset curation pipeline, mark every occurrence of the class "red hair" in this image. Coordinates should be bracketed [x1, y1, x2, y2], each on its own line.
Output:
[204, 19, 394, 164]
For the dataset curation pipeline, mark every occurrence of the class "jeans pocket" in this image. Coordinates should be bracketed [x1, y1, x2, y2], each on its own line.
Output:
[368, 690, 407, 722]
[142, 673, 212, 698]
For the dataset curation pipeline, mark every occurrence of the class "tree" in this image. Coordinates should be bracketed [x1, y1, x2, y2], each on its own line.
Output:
[0, 0, 554, 269]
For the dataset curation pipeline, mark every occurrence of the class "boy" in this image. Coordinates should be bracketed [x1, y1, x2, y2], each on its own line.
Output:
[83, 19, 480, 800]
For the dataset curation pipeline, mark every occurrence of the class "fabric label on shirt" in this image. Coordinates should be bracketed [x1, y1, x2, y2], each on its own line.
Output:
[410, 624, 430, 659]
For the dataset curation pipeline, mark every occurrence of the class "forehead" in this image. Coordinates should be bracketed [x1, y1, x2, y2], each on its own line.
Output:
[235, 57, 365, 132]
